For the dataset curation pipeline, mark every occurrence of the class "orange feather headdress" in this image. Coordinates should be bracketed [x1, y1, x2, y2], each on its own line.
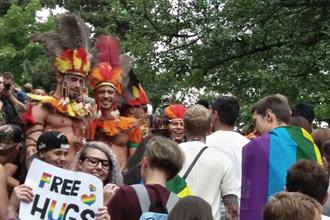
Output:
[164, 104, 187, 120]
[32, 13, 91, 78]
[88, 35, 123, 93]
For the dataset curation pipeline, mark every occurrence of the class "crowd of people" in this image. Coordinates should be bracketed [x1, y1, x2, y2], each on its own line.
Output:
[0, 12, 329, 220]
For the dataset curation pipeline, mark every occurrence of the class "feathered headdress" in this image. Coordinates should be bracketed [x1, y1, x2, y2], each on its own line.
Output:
[88, 35, 123, 93]
[164, 104, 187, 119]
[32, 13, 91, 77]
[119, 54, 149, 107]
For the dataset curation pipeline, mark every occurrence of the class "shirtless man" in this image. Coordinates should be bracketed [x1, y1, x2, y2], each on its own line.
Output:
[88, 36, 140, 171]
[25, 13, 92, 168]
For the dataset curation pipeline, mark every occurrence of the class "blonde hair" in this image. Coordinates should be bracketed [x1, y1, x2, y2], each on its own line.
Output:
[263, 192, 322, 220]
[184, 105, 211, 137]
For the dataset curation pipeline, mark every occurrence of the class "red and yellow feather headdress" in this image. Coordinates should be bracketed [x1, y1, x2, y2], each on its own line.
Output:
[164, 104, 187, 119]
[32, 13, 91, 78]
[88, 35, 123, 93]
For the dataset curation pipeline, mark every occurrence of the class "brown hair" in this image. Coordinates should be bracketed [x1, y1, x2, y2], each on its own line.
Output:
[286, 160, 329, 203]
[289, 116, 312, 134]
[263, 192, 322, 220]
[252, 95, 291, 123]
[312, 128, 330, 157]
[184, 105, 211, 137]
[144, 136, 184, 180]
[168, 196, 213, 220]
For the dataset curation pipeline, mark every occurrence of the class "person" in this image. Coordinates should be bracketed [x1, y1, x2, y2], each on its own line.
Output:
[291, 103, 315, 129]
[180, 104, 238, 219]
[33, 87, 46, 96]
[289, 115, 313, 134]
[312, 128, 330, 165]
[0, 73, 26, 124]
[263, 192, 322, 220]
[23, 83, 33, 94]
[168, 196, 213, 220]
[164, 104, 187, 143]
[285, 160, 330, 220]
[206, 96, 249, 200]
[87, 36, 141, 171]
[0, 164, 8, 219]
[240, 94, 323, 220]
[24, 13, 93, 168]
[0, 124, 23, 192]
[107, 135, 184, 220]
[323, 140, 330, 216]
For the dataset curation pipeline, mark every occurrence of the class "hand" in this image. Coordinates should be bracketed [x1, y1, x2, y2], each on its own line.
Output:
[9, 184, 34, 209]
[95, 206, 110, 220]
[103, 183, 119, 205]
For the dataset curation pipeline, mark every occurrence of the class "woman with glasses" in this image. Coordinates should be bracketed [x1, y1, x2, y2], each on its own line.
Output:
[77, 141, 123, 205]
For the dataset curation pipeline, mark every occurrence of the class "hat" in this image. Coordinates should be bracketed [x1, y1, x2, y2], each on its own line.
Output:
[88, 35, 123, 93]
[164, 104, 187, 120]
[0, 124, 23, 151]
[32, 13, 91, 78]
[37, 131, 70, 152]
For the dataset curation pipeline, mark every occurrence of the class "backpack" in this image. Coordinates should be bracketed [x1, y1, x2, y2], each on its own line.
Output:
[131, 184, 179, 220]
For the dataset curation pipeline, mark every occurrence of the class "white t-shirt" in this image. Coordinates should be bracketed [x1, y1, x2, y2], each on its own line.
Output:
[206, 130, 250, 197]
[179, 141, 237, 220]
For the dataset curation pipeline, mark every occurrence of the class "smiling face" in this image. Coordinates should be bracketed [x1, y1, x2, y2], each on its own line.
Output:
[39, 148, 69, 168]
[78, 148, 110, 182]
[63, 74, 85, 100]
[95, 85, 116, 110]
[169, 119, 185, 142]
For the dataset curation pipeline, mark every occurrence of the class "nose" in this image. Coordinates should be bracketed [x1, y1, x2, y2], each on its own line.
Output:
[96, 161, 103, 170]
[103, 91, 110, 98]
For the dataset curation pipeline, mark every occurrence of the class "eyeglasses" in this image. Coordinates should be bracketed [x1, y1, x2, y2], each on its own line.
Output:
[83, 156, 110, 170]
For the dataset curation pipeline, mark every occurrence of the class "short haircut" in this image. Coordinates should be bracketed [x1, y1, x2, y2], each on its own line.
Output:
[2, 72, 14, 80]
[286, 160, 329, 203]
[312, 128, 330, 157]
[184, 105, 211, 137]
[252, 95, 291, 123]
[263, 192, 322, 220]
[168, 196, 213, 220]
[144, 136, 184, 180]
[212, 96, 239, 126]
[292, 103, 314, 124]
[289, 116, 312, 134]
[196, 99, 209, 109]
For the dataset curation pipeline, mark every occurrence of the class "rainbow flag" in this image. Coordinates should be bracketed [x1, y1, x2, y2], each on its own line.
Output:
[240, 126, 322, 220]
[166, 175, 192, 198]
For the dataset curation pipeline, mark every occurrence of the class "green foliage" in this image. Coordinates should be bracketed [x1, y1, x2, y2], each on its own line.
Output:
[0, 0, 330, 125]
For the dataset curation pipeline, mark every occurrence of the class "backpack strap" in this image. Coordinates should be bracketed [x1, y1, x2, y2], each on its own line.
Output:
[182, 146, 208, 180]
[131, 184, 151, 213]
[166, 192, 180, 212]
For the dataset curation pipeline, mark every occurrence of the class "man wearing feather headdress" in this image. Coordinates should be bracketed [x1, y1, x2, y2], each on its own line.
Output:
[24, 13, 93, 168]
[87, 35, 143, 171]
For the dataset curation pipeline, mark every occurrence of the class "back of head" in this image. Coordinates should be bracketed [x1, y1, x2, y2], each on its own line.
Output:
[263, 192, 322, 220]
[252, 95, 291, 124]
[0, 124, 23, 151]
[168, 196, 213, 220]
[312, 128, 330, 156]
[289, 116, 312, 134]
[212, 96, 239, 126]
[196, 99, 209, 109]
[292, 103, 314, 125]
[144, 136, 184, 180]
[184, 104, 211, 137]
[286, 160, 329, 203]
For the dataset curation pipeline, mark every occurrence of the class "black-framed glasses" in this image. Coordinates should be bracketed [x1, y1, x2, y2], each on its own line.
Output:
[83, 156, 110, 170]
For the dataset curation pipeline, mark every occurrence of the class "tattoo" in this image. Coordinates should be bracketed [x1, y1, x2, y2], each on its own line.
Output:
[223, 194, 238, 220]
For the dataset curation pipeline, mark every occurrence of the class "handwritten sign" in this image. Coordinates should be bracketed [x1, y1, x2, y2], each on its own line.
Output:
[20, 159, 103, 220]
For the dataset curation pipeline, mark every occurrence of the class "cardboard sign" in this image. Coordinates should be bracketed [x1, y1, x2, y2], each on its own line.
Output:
[20, 159, 104, 220]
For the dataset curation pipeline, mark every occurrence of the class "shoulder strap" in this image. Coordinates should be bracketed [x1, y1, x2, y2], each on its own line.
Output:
[183, 146, 208, 180]
[166, 192, 180, 212]
[131, 184, 151, 213]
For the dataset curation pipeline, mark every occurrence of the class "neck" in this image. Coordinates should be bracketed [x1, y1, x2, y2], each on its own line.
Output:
[186, 135, 206, 143]
[53, 85, 62, 100]
[144, 169, 168, 187]
[214, 123, 234, 132]
[101, 109, 114, 119]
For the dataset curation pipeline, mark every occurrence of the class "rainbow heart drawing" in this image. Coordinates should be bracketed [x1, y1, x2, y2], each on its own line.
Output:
[81, 194, 96, 206]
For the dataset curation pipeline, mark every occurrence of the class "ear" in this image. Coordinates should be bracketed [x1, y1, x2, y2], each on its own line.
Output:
[55, 72, 63, 83]
[265, 109, 274, 122]
[322, 192, 329, 205]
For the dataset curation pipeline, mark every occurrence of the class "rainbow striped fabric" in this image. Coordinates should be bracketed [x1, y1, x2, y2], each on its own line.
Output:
[240, 125, 322, 220]
[166, 175, 192, 198]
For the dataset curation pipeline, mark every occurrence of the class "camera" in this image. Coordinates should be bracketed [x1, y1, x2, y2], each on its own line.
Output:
[4, 83, 11, 90]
